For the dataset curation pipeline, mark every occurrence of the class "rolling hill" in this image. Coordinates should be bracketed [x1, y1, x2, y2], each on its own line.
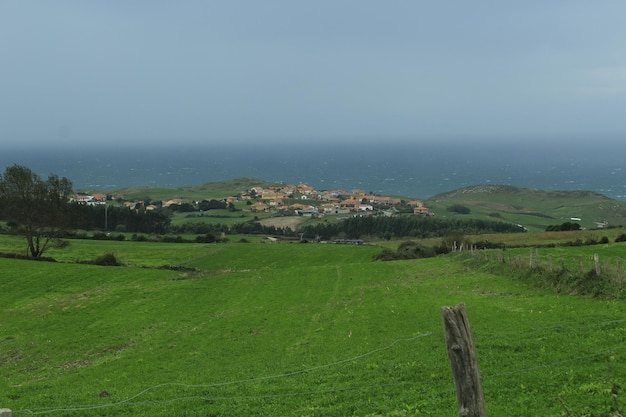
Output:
[425, 184, 626, 232]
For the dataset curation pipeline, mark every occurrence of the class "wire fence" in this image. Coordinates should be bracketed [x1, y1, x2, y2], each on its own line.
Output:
[475, 247, 624, 280]
[7, 318, 626, 415]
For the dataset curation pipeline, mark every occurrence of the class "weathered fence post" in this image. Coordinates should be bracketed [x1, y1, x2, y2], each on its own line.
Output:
[578, 256, 584, 274]
[548, 254, 553, 272]
[536, 249, 540, 268]
[594, 253, 600, 275]
[0, 408, 12, 417]
[442, 303, 487, 417]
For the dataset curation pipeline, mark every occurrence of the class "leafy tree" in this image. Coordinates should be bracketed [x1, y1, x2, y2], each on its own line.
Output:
[169, 202, 196, 212]
[199, 199, 227, 211]
[0, 165, 73, 258]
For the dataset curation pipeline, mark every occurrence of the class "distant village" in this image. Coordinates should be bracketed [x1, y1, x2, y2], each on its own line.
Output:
[75, 182, 433, 217]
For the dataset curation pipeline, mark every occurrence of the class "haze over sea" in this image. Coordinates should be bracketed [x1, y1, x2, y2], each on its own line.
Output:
[2, 140, 625, 201]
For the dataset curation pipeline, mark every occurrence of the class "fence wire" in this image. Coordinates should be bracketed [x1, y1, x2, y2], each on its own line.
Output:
[10, 317, 626, 415]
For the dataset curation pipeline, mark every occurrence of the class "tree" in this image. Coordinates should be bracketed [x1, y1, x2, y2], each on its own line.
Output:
[545, 221, 581, 232]
[0, 164, 74, 258]
[199, 199, 227, 211]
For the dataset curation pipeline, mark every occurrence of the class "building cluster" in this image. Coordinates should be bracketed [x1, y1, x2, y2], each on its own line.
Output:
[76, 182, 432, 217]
[242, 183, 431, 217]
[73, 193, 107, 205]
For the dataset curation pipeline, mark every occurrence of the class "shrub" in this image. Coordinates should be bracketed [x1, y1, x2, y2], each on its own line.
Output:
[92, 232, 109, 240]
[195, 233, 217, 243]
[131, 234, 148, 241]
[91, 253, 121, 266]
[397, 240, 435, 259]
[373, 241, 436, 261]
[446, 204, 471, 214]
[372, 248, 397, 261]
[546, 222, 581, 232]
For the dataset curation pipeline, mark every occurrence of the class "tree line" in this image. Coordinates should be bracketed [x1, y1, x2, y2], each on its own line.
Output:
[72, 204, 171, 234]
[168, 215, 525, 241]
[0, 165, 172, 257]
[300, 215, 524, 240]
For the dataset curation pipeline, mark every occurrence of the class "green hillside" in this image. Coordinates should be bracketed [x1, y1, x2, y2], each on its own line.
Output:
[1, 236, 625, 416]
[426, 184, 626, 232]
[82, 177, 274, 201]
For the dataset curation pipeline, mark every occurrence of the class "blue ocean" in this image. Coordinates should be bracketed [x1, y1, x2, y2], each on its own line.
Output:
[2, 141, 625, 201]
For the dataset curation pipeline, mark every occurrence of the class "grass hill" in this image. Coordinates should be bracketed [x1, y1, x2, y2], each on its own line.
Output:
[425, 184, 626, 232]
[1, 235, 625, 416]
[84, 177, 274, 201]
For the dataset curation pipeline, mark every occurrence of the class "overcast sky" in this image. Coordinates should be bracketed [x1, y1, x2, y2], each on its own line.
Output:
[2, 1, 626, 149]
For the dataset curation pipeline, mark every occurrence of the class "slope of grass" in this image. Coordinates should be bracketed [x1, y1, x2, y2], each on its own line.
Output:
[426, 184, 626, 232]
[1, 239, 625, 416]
[169, 206, 273, 228]
[92, 177, 274, 201]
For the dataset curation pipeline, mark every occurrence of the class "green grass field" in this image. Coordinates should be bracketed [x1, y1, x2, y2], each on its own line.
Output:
[169, 206, 272, 228]
[1, 236, 626, 416]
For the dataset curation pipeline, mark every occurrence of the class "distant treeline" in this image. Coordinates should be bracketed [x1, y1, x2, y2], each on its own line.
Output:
[300, 215, 524, 240]
[68, 205, 524, 239]
[68, 204, 171, 234]
[168, 215, 524, 240]
[170, 221, 292, 237]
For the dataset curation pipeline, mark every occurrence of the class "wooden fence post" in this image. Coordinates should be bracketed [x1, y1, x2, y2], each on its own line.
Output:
[442, 303, 487, 417]
[594, 254, 600, 275]
[0, 409, 12, 417]
[536, 249, 540, 268]
[548, 254, 553, 272]
[578, 256, 584, 274]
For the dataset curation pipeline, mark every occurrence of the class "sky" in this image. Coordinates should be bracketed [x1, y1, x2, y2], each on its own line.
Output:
[2, 1, 626, 149]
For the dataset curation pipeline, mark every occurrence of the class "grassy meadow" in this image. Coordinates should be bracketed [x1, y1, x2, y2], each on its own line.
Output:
[1, 234, 626, 416]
